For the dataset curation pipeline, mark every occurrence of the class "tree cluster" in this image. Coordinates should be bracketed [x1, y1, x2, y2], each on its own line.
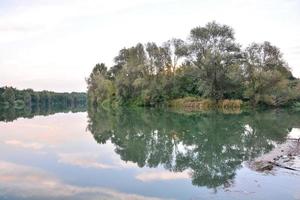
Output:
[87, 22, 300, 107]
[0, 86, 87, 109]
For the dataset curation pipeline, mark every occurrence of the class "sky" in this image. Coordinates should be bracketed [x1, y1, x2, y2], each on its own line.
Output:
[0, 0, 299, 92]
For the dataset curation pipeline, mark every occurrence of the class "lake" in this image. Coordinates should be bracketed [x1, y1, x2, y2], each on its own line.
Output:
[0, 106, 300, 200]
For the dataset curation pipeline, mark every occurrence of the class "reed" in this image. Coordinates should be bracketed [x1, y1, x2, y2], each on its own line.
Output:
[169, 97, 242, 112]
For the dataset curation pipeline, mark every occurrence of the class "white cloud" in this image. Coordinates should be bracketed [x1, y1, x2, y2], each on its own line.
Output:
[58, 153, 116, 169]
[4, 140, 44, 150]
[136, 170, 190, 182]
[57, 152, 138, 169]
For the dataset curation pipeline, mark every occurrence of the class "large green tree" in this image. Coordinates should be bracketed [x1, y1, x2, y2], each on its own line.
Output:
[188, 21, 243, 100]
[244, 42, 296, 106]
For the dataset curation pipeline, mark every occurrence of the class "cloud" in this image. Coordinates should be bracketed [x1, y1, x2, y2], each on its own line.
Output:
[5, 140, 44, 150]
[58, 153, 116, 169]
[57, 153, 138, 170]
[0, 160, 167, 200]
[136, 171, 190, 182]
[0, 0, 173, 39]
[288, 45, 300, 55]
[0, 24, 42, 32]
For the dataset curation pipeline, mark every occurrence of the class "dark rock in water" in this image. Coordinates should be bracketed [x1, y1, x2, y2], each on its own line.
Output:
[253, 161, 273, 171]
[260, 163, 273, 171]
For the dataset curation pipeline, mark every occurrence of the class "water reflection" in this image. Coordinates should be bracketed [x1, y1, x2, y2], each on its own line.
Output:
[0, 103, 86, 122]
[1, 106, 300, 199]
[87, 107, 300, 188]
[0, 161, 163, 200]
[0, 109, 165, 200]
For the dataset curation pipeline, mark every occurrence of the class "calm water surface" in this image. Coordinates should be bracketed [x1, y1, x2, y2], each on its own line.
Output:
[0, 106, 300, 200]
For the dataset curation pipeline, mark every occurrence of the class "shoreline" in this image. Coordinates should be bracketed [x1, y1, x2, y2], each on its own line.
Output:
[248, 139, 300, 172]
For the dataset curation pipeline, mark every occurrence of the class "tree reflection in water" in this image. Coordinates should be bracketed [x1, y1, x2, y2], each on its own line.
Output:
[0, 103, 86, 122]
[87, 107, 300, 188]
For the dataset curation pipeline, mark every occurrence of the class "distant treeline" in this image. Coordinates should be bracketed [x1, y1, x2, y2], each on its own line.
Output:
[0, 86, 87, 109]
[87, 21, 300, 108]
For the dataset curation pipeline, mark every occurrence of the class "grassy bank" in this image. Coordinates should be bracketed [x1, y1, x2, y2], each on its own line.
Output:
[168, 97, 243, 113]
[93, 96, 300, 114]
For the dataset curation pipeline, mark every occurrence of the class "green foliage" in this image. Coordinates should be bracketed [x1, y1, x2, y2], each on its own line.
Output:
[14, 100, 25, 109]
[243, 42, 297, 106]
[2, 87, 15, 106]
[87, 21, 298, 108]
[0, 86, 87, 109]
[189, 21, 243, 100]
[23, 90, 32, 106]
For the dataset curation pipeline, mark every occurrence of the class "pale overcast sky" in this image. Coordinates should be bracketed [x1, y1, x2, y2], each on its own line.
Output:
[0, 0, 299, 92]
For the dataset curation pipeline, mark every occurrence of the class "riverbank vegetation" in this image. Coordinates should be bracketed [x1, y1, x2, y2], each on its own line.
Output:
[87, 21, 300, 109]
[0, 86, 87, 109]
